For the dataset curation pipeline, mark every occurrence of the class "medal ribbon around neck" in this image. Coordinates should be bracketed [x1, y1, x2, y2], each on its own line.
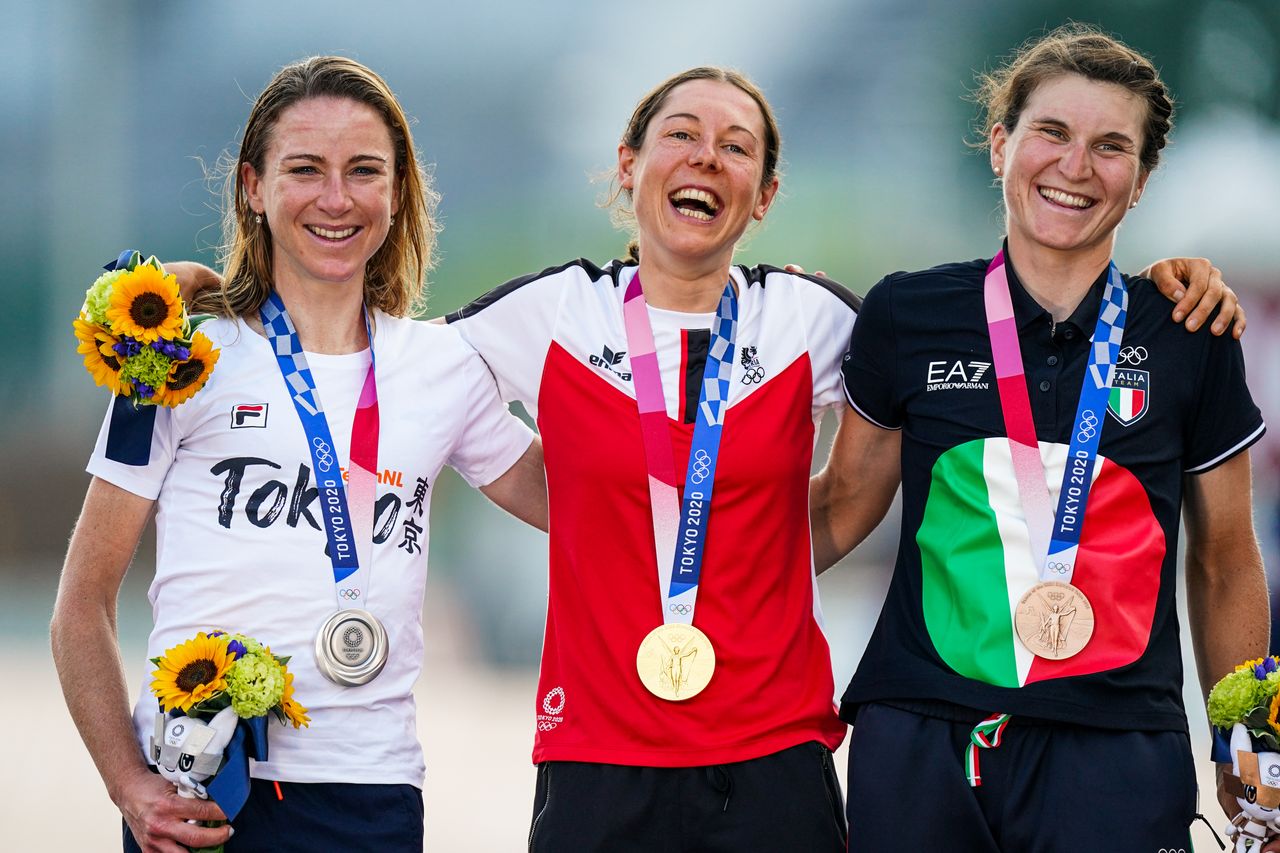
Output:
[261, 291, 380, 609]
[983, 250, 1128, 581]
[622, 273, 737, 626]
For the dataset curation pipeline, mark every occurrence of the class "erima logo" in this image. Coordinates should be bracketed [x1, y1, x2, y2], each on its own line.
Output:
[231, 404, 268, 428]
[589, 346, 632, 381]
[925, 360, 991, 391]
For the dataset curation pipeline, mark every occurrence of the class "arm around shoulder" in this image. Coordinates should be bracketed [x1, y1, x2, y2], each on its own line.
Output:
[479, 436, 548, 532]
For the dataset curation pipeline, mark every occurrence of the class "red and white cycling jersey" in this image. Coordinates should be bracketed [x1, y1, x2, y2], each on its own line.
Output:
[448, 259, 859, 766]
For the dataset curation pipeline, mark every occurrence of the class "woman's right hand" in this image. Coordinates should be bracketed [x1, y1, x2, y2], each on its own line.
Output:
[165, 261, 223, 304]
[118, 768, 230, 853]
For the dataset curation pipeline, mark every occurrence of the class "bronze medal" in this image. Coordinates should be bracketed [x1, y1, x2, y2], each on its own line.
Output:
[1014, 581, 1094, 660]
[636, 623, 716, 701]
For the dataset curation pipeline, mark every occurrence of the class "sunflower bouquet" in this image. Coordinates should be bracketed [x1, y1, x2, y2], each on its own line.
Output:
[74, 250, 219, 407]
[148, 630, 308, 850]
[1208, 656, 1280, 852]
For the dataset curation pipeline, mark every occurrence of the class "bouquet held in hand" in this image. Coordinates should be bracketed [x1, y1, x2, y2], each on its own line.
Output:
[74, 249, 219, 406]
[1208, 655, 1280, 851]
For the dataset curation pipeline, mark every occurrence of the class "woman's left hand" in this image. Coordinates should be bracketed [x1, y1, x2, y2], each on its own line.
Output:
[1142, 257, 1246, 338]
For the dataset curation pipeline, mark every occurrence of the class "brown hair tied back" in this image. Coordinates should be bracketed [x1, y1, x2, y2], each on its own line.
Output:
[605, 67, 782, 265]
[197, 55, 440, 319]
[973, 23, 1175, 175]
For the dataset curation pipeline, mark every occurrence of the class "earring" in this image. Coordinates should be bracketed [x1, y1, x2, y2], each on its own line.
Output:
[254, 213, 263, 224]
[993, 166, 1002, 176]
[390, 215, 396, 227]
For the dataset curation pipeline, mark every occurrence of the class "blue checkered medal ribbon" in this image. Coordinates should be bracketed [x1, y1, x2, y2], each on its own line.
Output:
[260, 292, 363, 585]
[1042, 263, 1128, 583]
[667, 284, 737, 612]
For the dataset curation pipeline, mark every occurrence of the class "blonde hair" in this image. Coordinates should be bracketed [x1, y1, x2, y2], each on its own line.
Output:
[195, 56, 439, 318]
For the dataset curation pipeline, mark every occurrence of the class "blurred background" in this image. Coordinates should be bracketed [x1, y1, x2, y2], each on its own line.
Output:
[3, 0, 1277, 849]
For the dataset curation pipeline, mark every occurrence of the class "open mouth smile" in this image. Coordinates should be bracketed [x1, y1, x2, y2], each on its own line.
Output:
[1038, 186, 1096, 210]
[305, 225, 361, 241]
[668, 187, 722, 222]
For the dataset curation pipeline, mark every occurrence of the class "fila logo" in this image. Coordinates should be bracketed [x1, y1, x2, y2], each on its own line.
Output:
[589, 346, 632, 381]
[231, 404, 268, 428]
[925, 360, 991, 392]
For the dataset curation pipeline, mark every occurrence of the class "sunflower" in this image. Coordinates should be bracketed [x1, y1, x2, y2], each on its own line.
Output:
[155, 331, 220, 408]
[73, 317, 133, 396]
[105, 265, 184, 343]
[279, 668, 310, 729]
[150, 632, 235, 713]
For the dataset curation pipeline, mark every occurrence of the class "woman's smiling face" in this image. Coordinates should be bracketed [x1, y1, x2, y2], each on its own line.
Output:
[618, 78, 779, 271]
[992, 73, 1149, 261]
[242, 96, 398, 292]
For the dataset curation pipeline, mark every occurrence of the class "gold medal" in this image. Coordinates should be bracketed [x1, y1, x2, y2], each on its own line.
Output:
[1014, 581, 1094, 660]
[636, 623, 716, 701]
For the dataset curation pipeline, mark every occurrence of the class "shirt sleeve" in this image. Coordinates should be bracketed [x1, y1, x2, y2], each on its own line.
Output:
[446, 341, 536, 488]
[85, 395, 181, 499]
[445, 267, 569, 414]
[840, 275, 902, 430]
[1184, 331, 1266, 474]
[792, 272, 860, 417]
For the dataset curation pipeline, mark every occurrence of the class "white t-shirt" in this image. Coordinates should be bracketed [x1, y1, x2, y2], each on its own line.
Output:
[87, 312, 533, 787]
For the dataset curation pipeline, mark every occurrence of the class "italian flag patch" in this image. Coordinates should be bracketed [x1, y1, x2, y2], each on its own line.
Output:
[918, 438, 1165, 688]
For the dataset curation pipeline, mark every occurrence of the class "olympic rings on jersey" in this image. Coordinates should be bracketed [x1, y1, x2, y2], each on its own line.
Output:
[669, 603, 693, 615]
[312, 436, 335, 472]
[690, 449, 712, 484]
[740, 366, 765, 385]
[1046, 561, 1071, 575]
[339, 588, 362, 600]
[537, 721, 559, 731]
[1076, 410, 1099, 443]
[1118, 346, 1148, 365]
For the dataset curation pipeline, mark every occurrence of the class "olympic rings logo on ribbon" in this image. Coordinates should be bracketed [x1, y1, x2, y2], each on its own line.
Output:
[1118, 346, 1148, 365]
[313, 436, 335, 472]
[1076, 410, 1099, 443]
[1046, 561, 1071, 575]
[690, 449, 712, 484]
[669, 603, 693, 615]
[339, 588, 361, 600]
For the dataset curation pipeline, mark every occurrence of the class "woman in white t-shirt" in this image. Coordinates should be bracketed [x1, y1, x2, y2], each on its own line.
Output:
[51, 56, 545, 853]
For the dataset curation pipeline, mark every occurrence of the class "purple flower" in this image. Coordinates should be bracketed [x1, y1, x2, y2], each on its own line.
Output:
[1266, 657, 1278, 674]
[1257, 664, 1268, 680]
[208, 630, 225, 638]
[227, 639, 248, 659]
[134, 382, 154, 398]
[114, 337, 144, 358]
[175, 346, 190, 361]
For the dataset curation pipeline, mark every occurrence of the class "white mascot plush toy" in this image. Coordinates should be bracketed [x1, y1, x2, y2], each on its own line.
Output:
[1226, 722, 1280, 852]
[150, 706, 240, 800]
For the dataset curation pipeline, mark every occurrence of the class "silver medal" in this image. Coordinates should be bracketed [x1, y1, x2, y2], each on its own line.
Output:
[314, 608, 388, 686]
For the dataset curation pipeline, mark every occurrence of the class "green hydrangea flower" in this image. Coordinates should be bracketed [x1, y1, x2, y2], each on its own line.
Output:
[119, 346, 173, 391]
[225, 652, 285, 718]
[228, 633, 264, 655]
[1209, 669, 1270, 727]
[83, 269, 127, 324]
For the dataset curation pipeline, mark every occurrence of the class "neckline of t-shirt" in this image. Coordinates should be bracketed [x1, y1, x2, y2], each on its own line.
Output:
[645, 303, 716, 329]
[235, 315, 373, 370]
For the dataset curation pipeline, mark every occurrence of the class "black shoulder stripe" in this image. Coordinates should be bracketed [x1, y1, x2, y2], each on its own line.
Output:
[746, 264, 862, 313]
[443, 258, 617, 323]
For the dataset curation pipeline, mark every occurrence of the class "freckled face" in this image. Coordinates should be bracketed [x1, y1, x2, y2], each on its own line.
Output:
[242, 96, 399, 291]
[618, 79, 779, 271]
[991, 74, 1149, 260]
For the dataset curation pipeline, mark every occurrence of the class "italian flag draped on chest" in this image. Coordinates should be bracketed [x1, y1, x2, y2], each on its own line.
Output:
[917, 433, 1165, 687]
